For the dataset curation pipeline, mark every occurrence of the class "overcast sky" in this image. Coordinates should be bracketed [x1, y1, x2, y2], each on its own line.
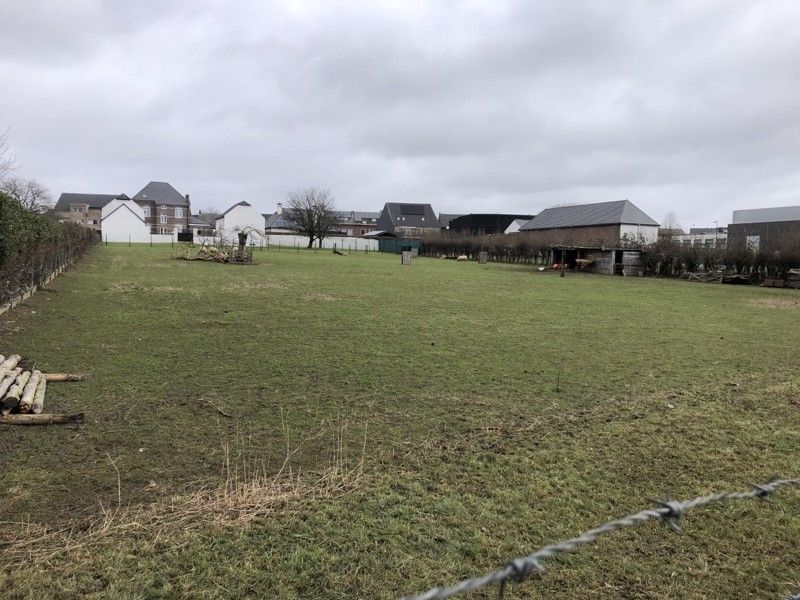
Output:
[1, 1, 799, 226]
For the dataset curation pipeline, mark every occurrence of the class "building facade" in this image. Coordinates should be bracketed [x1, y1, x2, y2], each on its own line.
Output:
[263, 202, 380, 237]
[54, 181, 191, 236]
[672, 227, 727, 249]
[728, 205, 800, 255]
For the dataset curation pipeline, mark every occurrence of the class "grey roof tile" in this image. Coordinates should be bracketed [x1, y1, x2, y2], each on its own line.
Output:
[132, 181, 189, 206]
[378, 203, 441, 231]
[54, 193, 123, 211]
[520, 200, 658, 230]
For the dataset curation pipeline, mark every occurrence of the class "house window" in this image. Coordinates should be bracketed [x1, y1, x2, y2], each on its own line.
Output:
[143, 207, 151, 217]
[160, 213, 167, 224]
[71, 205, 83, 213]
[175, 207, 183, 218]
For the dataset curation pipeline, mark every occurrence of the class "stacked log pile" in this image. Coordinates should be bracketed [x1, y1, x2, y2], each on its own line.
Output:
[0, 354, 86, 425]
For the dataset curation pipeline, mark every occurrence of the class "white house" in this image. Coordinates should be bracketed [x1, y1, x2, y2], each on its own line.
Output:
[215, 201, 266, 245]
[100, 196, 151, 243]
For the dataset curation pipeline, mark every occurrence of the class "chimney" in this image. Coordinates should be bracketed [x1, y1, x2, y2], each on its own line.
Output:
[277, 202, 283, 215]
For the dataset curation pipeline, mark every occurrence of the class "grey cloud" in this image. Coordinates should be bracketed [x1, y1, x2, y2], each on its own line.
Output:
[1, 0, 799, 226]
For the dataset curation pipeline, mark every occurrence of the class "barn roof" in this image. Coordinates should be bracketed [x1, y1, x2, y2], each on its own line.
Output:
[520, 200, 658, 231]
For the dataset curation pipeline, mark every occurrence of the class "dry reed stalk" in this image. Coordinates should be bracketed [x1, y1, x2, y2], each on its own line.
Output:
[0, 420, 368, 567]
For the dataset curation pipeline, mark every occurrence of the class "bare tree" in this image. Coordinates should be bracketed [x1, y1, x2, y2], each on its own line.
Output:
[286, 187, 337, 248]
[662, 211, 682, 231]
[660, 211, 683, 240]
[0, 129, 16, 181]
[1, 177, 52, 212]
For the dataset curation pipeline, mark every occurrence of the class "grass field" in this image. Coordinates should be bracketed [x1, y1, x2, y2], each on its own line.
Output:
[1, 244, 799, 599]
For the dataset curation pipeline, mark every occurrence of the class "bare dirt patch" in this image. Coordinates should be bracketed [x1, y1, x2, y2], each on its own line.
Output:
[750, 297, 800, 309]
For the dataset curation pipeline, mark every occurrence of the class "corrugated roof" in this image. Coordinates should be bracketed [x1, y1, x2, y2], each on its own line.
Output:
[54, 193, 123, 211]
[732, 205, 800, 225]
[520, 200, 658, 231]
[133, 181, 189, 206]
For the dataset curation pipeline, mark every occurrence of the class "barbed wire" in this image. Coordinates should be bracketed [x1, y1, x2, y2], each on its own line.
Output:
[401, 478, 800, 600]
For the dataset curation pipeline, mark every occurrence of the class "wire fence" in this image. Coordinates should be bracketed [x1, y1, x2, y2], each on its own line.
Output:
[401, 478, 800, 600]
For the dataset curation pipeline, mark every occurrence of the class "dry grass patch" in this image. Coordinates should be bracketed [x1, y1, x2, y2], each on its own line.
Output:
[107, 281, 185, 293]
[303, 292, 340, 302]
[0, 424, 366, 570]
[233, 280, 286, 291]
[750, 297, 800, 309]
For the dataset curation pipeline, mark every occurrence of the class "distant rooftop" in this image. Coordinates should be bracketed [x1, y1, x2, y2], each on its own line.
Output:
[133, 181, 189, 207]
[732, 205, 800, 225]
[54, 193, 127, 211]
[521, 200, 658, 231]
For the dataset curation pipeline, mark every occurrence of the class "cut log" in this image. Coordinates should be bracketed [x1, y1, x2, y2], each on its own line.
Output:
[0, 355, 20, 371]
[42, 373, 91, 382]
[2, 371, 31, 415]
[18, 370, 42, 414]
[0, 368, 22, 398]
[0, 413, 85, 426]
[31, 378, 47, 414]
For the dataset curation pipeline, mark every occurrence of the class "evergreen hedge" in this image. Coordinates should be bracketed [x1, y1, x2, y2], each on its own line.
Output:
[0, 193, 97, 305]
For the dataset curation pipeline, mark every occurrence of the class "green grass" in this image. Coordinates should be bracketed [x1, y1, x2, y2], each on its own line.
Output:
[1, 244, 799, 598]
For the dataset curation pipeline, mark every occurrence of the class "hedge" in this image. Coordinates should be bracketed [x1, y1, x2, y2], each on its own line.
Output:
[0, 193, 97, 305]
[420, 233, 800, 280]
